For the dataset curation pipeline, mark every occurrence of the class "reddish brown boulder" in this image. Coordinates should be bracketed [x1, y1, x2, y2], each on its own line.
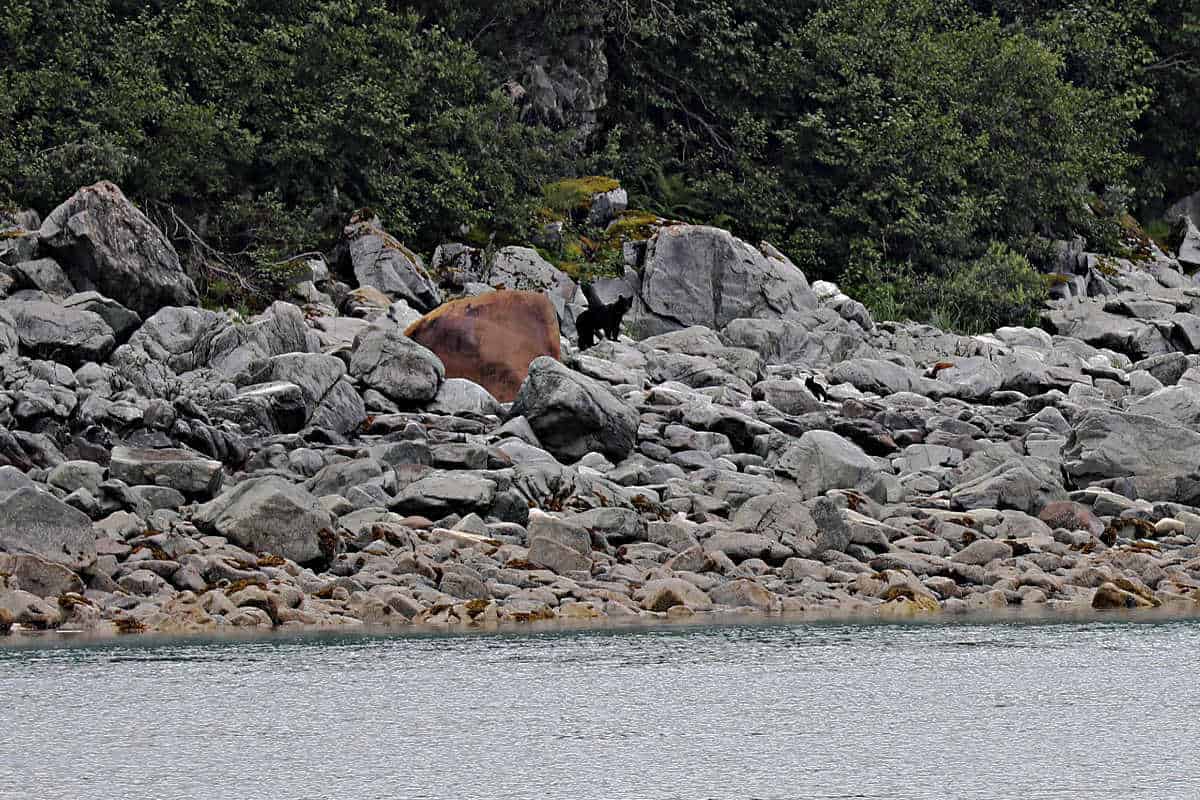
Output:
[405, 290, 560, 402]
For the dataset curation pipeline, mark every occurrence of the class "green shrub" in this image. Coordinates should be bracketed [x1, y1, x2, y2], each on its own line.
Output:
[845, 242, 1047, 334]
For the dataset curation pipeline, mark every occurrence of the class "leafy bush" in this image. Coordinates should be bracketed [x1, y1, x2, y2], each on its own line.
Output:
[845, 243, 1048, 333]
[0, 0, 567, 294]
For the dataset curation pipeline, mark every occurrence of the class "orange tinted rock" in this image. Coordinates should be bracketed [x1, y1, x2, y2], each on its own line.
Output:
[405, 291, 560, 403]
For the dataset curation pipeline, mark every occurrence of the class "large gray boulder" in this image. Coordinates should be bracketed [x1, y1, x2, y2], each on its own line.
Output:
[62, 291, 141, 339]
[1063, 409, 1200, 485]
[349, 322, 444, 404]
[486, 246, 577, 301]
[0, 487, 96, 569]
[0, 299, 115, 366]
[775, 430, 880, 499]
[722, 312, 873, 368]
[192, 477, 332, 564]
[830, 358, 947, 398]
[109, 446, 224, 498]
[731, 493, 849, 558]
[340, 213, 441, 312]
[950, 459, 1067, 515]
[251, 352, 366, 434]
[0, 308, 17, 355]
[10, 258, 75, 297]
[631, 226, 817, 336]
[1129, 386, 1200, 427]
[38, 181, 198, 315]
[510, 356, 638, 463]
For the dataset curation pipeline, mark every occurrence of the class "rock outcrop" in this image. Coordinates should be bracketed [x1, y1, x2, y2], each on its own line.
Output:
[38, 181, 198, 316]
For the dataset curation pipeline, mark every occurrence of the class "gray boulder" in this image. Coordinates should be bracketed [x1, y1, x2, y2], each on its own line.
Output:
[731, 493, 848, 558]
[486, 246, 578, 301]
[1, 299, 115, 366]
[349, 322, 444, 404]
[0, 487, 96, 569]
[0, 308, 17, 355]
[631, 226, 817, 336]
[1064, 409, 1200, 486]
[950, 459, 1067, 515]
[830, 358, 945, 397]
[11, 258, 75, 297]
[637, 577, 713, 611]
[723, 314, 872, 369]
[427, 378, 502, 417]
[341, 213, 441, 312]
[0, 553, 84, 597]
[38, 181, 198, 315]
[392, 471, 497, 516]
[192, 477, 332, 564]
[527, 513, 593, 574]
[62, 292, 141, 340]
[775, 431, 880, 499]
[109, 446, 223, 498]
[1129, 386, 1200, 427]
[252, 352, 366, 434]
[510, 356, 638, 463]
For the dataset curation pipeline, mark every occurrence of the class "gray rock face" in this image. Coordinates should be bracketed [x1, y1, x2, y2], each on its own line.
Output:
[253, 352, 366, 434]
[11, 258, 75, 297]
[1, 300, 115, 366]
[731, 493, 843, 558]
[527, 513, 593, 574]
[109, 446, 224, 498]
[0, 308, 18, 355]
[830, 358, 944, 397]
[193, 477, 332, 564]
[486, 246, 578, 301]
[38, 181, 198, 315]
[510, 356, 638, 463]
[0, 553, 84, 597]
[1129, 386, 1200, 427]
[341, 215, 441, 312]
[349, 323, 444, 404]
[62, 292, 141, 340]
[0, 487, 96, 569]
[392, 471, 497, 516]
[631, 226, 817, 336]
[775, 431, 879, 499]
[427, 378, 502, 417]
[1064, 409, 1200, 487]
[950, 460, 1067, 515]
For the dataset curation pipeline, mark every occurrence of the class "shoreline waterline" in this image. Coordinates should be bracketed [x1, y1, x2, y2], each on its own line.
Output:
[5, 602, 1199, 650]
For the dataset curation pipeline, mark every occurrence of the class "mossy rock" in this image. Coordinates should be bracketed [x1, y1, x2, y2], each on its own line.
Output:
[604, 210, 662, 245]
[542, 176, 621, 214]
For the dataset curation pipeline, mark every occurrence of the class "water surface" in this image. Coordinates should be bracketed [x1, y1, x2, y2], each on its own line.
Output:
[2, 618, 1197, 799]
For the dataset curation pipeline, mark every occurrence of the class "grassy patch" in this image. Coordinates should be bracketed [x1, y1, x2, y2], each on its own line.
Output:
[542, 176, 621, 214]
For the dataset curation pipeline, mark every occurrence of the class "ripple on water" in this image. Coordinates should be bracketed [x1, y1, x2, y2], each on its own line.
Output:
[1, 618, 1199, 800]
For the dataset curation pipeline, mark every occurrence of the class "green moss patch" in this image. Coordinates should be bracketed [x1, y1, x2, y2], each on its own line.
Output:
[542, 176, 621, 214]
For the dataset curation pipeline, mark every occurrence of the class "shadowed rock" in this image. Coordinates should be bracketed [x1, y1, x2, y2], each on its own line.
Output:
[38, 181, 198, 315]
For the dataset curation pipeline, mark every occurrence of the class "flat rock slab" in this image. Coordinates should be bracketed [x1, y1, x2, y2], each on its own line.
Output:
[109, 446, 223, 498]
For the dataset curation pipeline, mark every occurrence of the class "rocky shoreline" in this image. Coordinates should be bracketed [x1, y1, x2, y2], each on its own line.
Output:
[5, 181, 1200, 639]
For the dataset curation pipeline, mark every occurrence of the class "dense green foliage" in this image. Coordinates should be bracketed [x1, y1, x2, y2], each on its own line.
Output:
[1, 0, 1197, 329]
[0, 0, 561, 266]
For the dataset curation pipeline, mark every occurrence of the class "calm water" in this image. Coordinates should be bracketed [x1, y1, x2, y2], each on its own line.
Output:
[2, 618, 1198, 800]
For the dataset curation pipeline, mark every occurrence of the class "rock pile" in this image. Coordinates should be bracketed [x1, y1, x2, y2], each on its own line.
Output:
[4, 181, 1200, 636]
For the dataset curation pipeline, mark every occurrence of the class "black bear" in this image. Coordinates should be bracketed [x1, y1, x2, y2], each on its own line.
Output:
[805, 374, 829, 402]
[576, 285, 632, 350]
